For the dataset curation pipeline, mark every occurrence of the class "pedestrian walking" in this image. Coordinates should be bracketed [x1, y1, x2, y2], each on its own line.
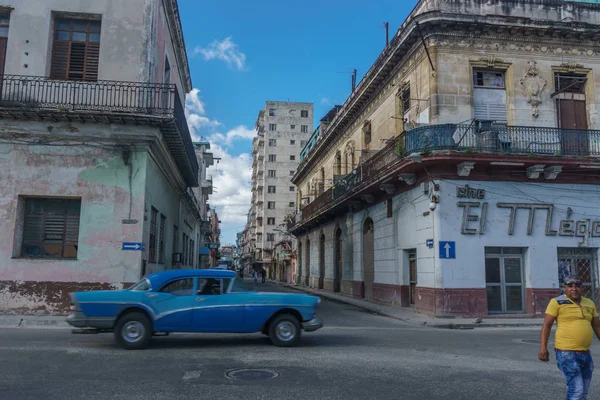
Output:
[253, 270, 258, 284]
[539, 275, 600, 400]
[261, 268, 266, 283]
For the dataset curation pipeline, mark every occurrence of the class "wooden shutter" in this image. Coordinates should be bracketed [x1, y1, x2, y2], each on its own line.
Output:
[50, 41, 70, 80]
[0, 38, 7, 76]
[84, 42, 100, 81]
[50, 19, 101, 81]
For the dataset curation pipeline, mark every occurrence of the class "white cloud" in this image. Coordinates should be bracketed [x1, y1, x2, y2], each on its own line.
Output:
[207, 143, 252, 241]
[209, 125, 255, 146]
[184, 89, 221, 140]
[321, 97, 331, 105]
[193, 37, 247, 71]
[183, 87, 254, 243]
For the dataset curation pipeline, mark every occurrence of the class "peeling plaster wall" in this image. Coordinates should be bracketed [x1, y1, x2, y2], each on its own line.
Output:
[0, 122, 152, 314]
[3, 0, 147, 81]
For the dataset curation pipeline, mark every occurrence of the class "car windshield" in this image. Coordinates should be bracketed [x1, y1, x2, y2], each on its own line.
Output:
[129, 278, 151, 291]
[229, 277, 250, 293]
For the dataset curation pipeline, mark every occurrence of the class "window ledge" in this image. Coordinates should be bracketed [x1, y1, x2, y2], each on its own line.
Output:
[11, 257, 79, 261]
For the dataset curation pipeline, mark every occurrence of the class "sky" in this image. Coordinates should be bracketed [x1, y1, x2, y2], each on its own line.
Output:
[179, 0, 418, 245]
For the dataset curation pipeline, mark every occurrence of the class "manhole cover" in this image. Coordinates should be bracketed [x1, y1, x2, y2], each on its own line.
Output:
[225, 368, 280, 381]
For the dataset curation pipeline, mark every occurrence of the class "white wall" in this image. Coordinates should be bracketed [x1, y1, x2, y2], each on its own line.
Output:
[436, 180, 600, 290]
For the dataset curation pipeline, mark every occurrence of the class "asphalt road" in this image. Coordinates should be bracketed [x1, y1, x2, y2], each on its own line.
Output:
[0, 281, 595, 400]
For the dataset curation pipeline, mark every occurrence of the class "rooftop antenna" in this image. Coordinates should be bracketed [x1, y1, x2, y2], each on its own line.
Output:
[382, 22, 389, 47]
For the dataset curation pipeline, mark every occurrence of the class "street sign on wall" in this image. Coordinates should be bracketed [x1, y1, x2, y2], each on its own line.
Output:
[122, 242, 142, 251]
[439, 241, 456, 259]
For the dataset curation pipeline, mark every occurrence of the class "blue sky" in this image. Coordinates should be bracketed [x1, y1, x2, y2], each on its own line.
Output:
[179, 0, 417, 245]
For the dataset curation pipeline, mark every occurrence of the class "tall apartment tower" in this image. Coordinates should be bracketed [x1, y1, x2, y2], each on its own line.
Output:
[247, 101, 314, 271]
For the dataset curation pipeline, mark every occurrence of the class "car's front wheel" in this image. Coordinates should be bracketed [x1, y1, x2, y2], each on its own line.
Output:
[268, 314, 301, 347]
[114, 312, 152, 350]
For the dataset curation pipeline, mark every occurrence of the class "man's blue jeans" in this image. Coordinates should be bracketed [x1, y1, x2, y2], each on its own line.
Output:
[556, 350, 594, 400]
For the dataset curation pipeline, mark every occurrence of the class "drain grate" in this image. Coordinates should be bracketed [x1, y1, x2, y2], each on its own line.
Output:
[225, 368, 280, 381]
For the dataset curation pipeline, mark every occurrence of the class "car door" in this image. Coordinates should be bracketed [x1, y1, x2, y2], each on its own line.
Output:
[145, 277, 195, 331]
[192, 277, 246, 332]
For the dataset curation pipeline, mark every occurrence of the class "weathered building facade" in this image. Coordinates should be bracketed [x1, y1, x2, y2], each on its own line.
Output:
[0, 0, 212, 314]
[242, 101, 313, 273]
[291, 0, 600, 317]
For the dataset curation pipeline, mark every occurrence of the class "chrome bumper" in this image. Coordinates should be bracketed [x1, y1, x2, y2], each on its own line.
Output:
[66, 312, 114, 330]
[66, 312, 87, 328]
[302, 318, 323, 332]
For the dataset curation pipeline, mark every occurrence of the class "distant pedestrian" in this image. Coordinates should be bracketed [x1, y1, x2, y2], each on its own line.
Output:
[261, 268, 266, 283]
[253, 270, 258, 284]
[539, 275, 600, 399]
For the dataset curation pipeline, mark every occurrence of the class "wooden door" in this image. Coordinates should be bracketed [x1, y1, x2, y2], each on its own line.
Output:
[305, 239, 311, 286]
[363, 219, 375, 300]
[409, 252, 417, 305]
[557, 99, 588, 154]
[334, 228, 342, 292]
[319, 234, 325, 289]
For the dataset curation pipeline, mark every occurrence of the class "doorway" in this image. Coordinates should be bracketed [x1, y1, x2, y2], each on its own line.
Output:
[555, 72, 588, 154]
[297, 241, 302, 285]
[558, 248, 599, 305]
[334, 227, 342, 292]
[408, 250, 417, 306]
[305, 238, 311, 286]
[319, 233, 325, 289]
[485, 247, 525, 313]
[363, 218, 375, 300]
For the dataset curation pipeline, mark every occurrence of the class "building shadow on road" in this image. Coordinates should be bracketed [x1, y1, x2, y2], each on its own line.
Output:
[95, 332, 368, 350]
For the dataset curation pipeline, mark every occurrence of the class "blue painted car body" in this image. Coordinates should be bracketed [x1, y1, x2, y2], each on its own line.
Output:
[66, 269, 322, 336]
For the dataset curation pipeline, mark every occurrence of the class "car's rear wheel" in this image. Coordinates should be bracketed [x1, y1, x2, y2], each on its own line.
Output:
[114, 312, 152, 350]
[268, 314, 301, 347]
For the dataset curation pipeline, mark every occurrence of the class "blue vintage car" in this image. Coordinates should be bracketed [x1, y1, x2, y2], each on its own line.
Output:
[66, 269, 323, 350]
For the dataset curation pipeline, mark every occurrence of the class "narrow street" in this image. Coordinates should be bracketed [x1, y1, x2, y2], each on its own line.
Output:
[0, 282, 591, 400]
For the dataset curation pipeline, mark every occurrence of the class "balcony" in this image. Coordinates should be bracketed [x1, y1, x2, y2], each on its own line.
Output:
[294, 123, 600, 231]
[404, 123, 600, 157]
[201, 176, 213, 195]
[0, 75, 198, 186]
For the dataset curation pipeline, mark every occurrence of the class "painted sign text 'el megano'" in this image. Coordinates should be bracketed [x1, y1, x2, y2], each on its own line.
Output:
[455, 185, 600, 238]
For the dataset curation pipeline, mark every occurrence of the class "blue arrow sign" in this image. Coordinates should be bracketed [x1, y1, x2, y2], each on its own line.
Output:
[426, 239, 434, 248]
[122, 242, 143, 251]
[439, 241, 456, 259]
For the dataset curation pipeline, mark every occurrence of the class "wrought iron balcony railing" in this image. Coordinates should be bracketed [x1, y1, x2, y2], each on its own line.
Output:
[404, 123, 600, 156]
[0, 75, 175, 116]
[0, 75, 199, 186]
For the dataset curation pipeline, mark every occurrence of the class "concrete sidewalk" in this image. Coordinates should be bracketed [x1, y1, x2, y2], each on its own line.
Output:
[270, 280, 544, 329]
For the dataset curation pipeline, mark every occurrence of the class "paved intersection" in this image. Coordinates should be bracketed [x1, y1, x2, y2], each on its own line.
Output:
[0, 281, 592, 399]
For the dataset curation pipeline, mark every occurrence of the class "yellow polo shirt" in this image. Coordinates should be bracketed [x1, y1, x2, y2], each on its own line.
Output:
[546, 295, 598, 351]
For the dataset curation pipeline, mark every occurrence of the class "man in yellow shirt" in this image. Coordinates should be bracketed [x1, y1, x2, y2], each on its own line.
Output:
[539, 275, 600, 400]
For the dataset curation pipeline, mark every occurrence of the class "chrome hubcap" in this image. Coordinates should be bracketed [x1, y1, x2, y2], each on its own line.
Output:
[122, 321, 145, 343]
[275, 321, 296, 342]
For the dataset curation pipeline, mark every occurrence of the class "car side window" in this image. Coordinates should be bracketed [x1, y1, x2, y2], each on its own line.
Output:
[229, 278, 250, 293]
[159, 278, 194, 296]
[197, 278, 221, 295]
[197, 278, 232, 295]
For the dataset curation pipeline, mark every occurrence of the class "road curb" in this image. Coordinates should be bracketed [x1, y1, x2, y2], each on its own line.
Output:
[273, 281, 543, 330]
[0, 316, 70, 329]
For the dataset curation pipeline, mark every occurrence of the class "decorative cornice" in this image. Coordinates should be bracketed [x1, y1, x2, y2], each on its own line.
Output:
[292, 8, 600, 184]
[163, 0, 192, 92]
